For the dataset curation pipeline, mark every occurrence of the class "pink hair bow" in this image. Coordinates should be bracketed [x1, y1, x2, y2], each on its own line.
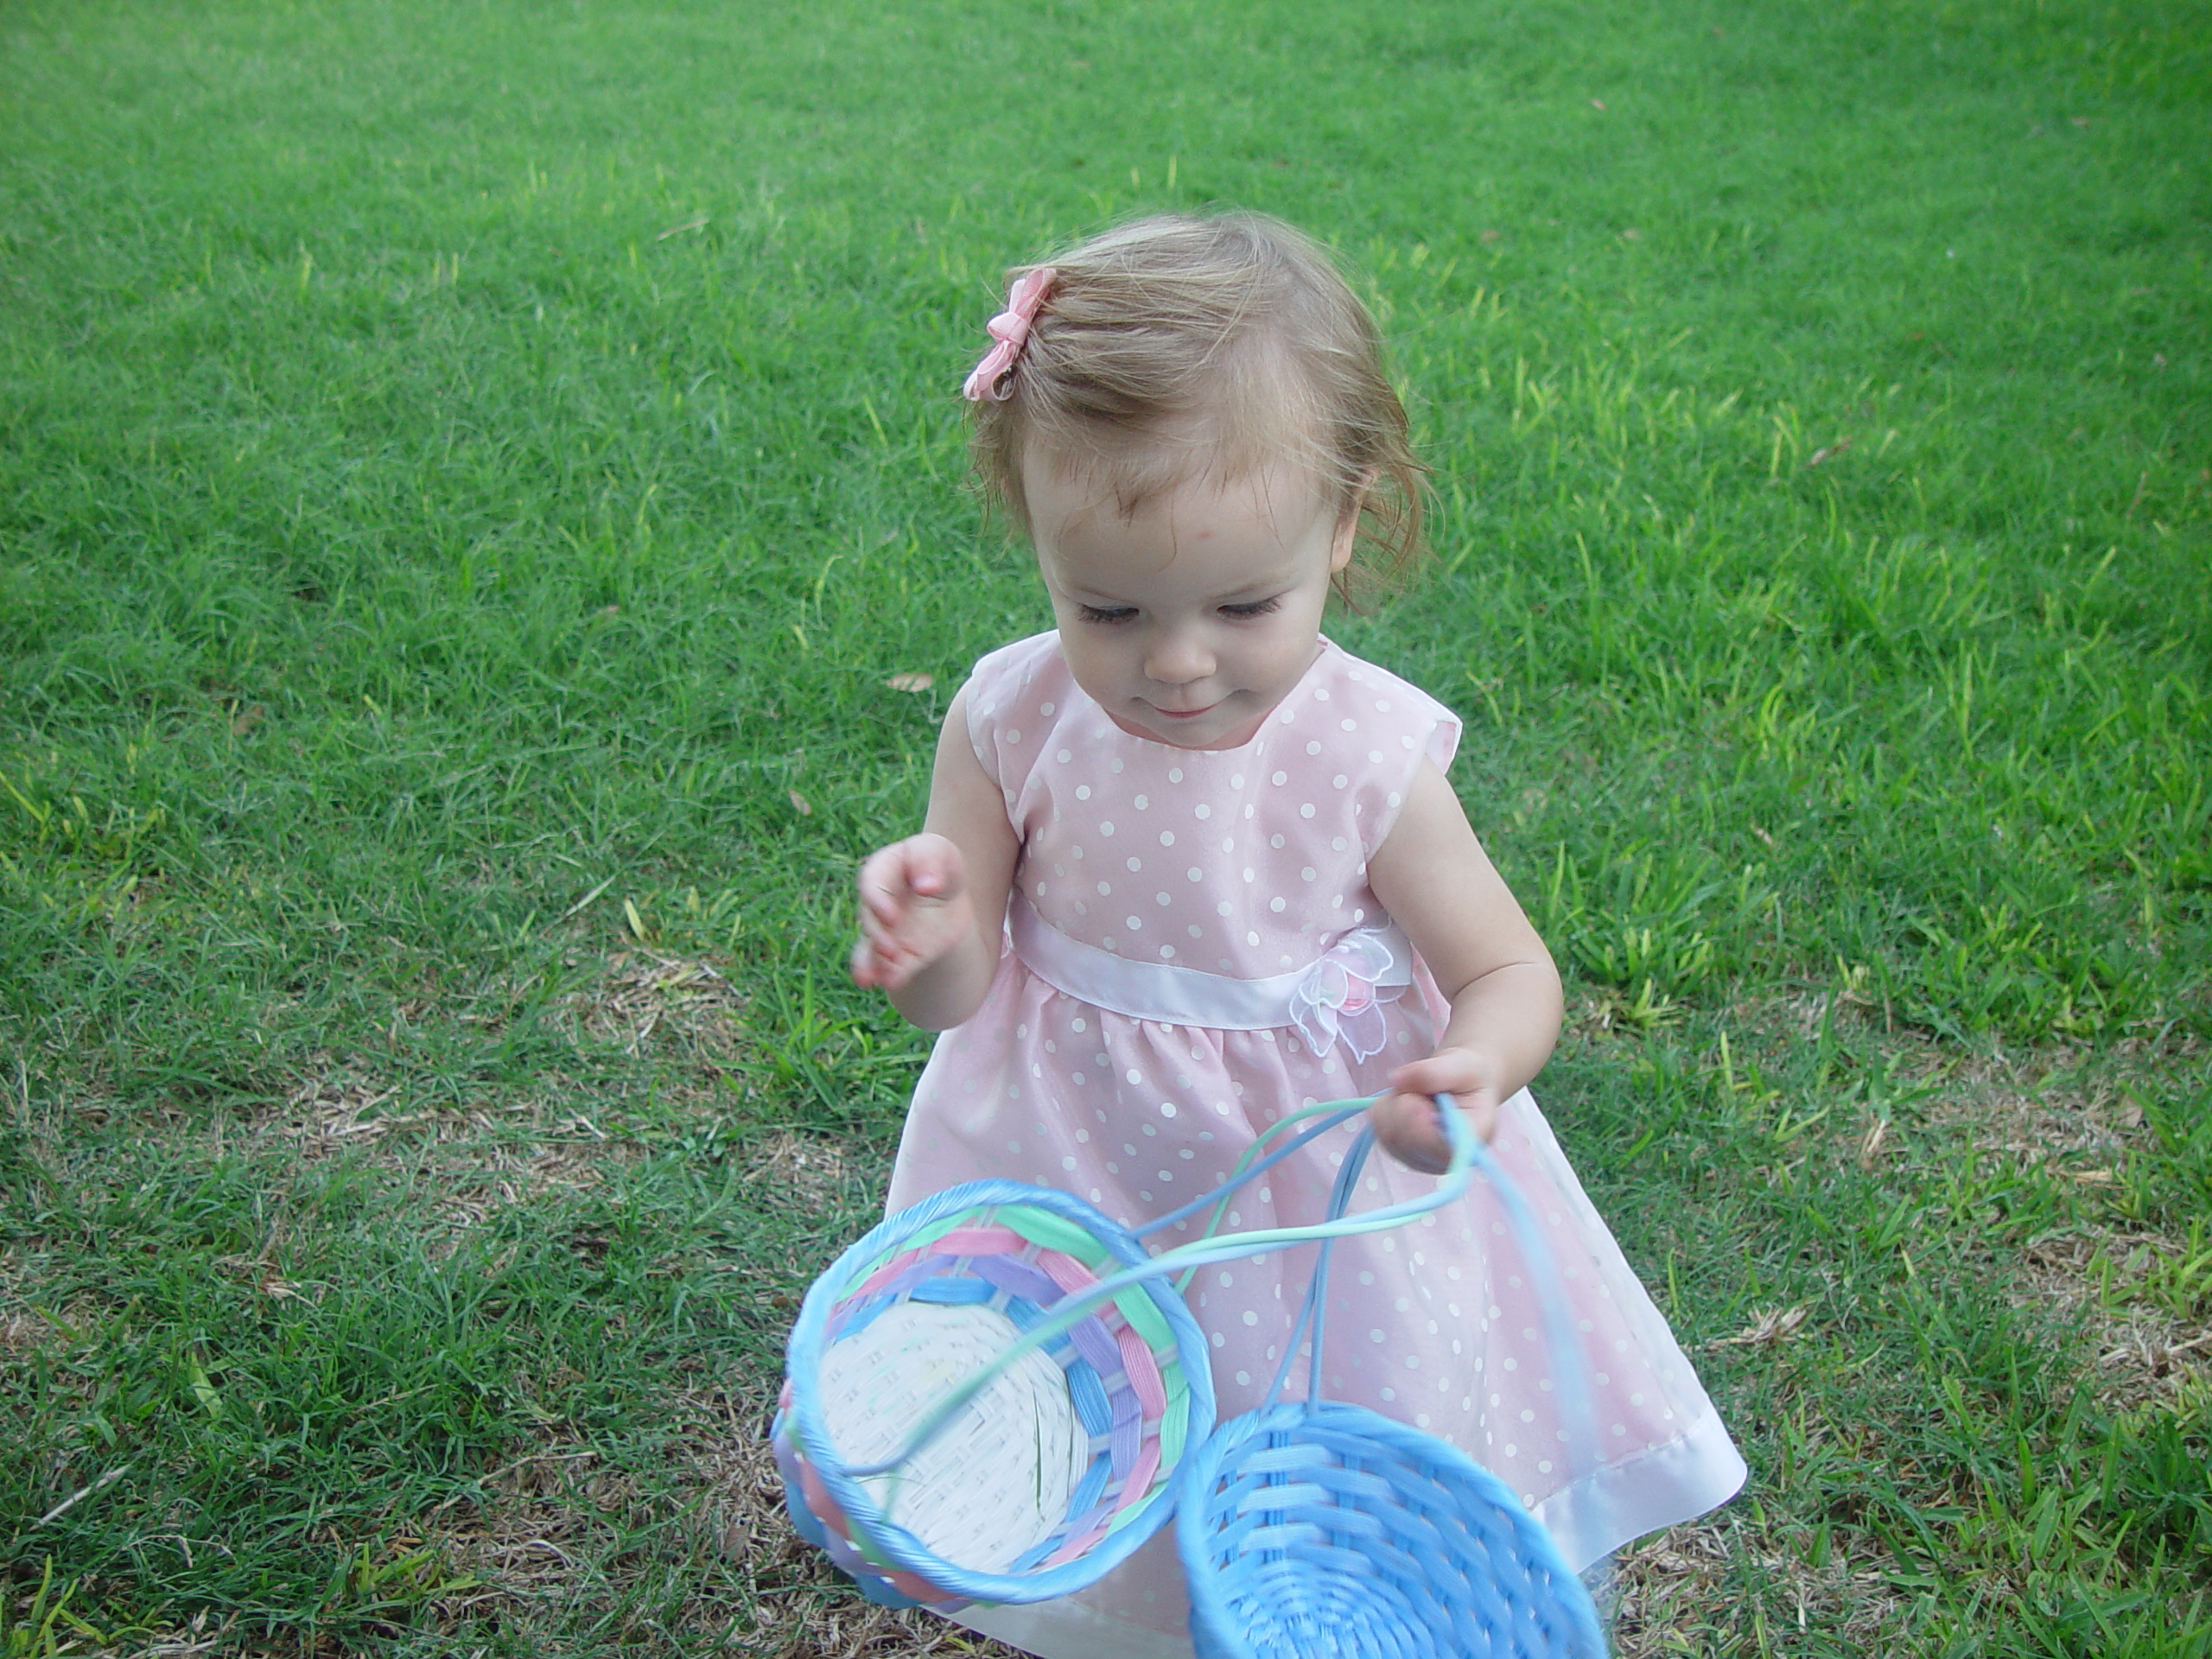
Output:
[961, 266, 1057, 403]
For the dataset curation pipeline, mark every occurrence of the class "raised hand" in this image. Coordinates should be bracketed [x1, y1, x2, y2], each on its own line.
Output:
[849, 832, 978, 992]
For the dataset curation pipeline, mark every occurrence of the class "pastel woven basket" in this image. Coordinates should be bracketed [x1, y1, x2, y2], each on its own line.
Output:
[773, 1176, 1215, 1610]
[1178, 1116, 1608, 1659]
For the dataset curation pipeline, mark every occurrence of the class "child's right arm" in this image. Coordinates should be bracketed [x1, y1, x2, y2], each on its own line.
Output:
[849, 685, 1020, 1031]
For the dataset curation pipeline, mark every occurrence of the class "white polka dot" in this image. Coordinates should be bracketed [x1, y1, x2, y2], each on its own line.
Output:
[1160, 830, 1175, 847]
[1194, 804, 1211, 820]
[1075, 785, 1090, 800]
[1039, 702, 1055, 715]
[1006, 729, 1021, 742]
[1135, 794, 1148, 809]
[1167, 767, 1183, 783]
[1096, 881, 1111, 895]
[1300, 804, 1315, 818]
[1060, 1156, 1077, 1172]
[1300, 867, 1317, 882]
[1370, 1329, 1385, 1343]
[1331, 836, 1347, 852]
[1306, 741, 1322, 756]
[1099, 820, 1115, 835]
[1242, 1310, 1259, 1326]
[1235, 1370, 1250, 1385]
[1332, 774, 1349, 789]
[1246, 931, 1260, 945]
[1056, 748, 1071, 763]
[1271, 771, 1287, 785]
[1217, 900, 1233, 916]
[1126, 857, 1141, 873]
[1269, 897, 1287, 912]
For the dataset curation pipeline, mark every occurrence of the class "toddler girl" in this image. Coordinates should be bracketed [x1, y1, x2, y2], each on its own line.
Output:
[850, 213, 1744, 1658]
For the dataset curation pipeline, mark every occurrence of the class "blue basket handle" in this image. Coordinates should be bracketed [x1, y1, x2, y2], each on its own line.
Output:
[840, 1091, 1480, 1478]
[1262, 1094, 1599, 1487]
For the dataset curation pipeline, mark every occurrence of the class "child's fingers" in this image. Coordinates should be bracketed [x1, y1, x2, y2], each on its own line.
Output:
[1373, 1049, 1503, 1170]
[855, 847, 918, 925]
[900, 833, 966, 899]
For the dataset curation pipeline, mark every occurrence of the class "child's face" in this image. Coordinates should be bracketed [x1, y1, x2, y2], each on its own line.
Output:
[1023, 453, 1356, 751]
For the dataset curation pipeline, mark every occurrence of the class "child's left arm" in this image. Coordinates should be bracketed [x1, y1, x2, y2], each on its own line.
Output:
[1364, 760, 1565, 1171]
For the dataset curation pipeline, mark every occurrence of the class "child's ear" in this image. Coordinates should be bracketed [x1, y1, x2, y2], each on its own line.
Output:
[1328, 473, 1375, 574]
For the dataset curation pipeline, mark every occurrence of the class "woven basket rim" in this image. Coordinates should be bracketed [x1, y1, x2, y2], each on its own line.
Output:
[786, 1175, 1217, 1603]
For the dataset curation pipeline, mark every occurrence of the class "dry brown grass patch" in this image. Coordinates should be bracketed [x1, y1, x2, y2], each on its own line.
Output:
[1611, 1513, 1902, 1654]
[568, 951, 747, 1062]
[2015, 1229, 2212, 1412]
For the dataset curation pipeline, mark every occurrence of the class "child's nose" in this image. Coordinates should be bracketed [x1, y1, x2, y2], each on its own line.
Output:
[1144, 627, 1214, 687]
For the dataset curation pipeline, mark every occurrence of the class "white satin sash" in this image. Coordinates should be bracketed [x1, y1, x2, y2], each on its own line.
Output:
[1007, 891, 1413, 1059]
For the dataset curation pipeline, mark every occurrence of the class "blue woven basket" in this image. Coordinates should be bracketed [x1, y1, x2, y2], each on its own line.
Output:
[1177, 1114, 1608, 1659]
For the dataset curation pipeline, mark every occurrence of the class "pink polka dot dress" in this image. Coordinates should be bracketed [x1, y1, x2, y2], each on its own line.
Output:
[885, 632, 1745, 1659]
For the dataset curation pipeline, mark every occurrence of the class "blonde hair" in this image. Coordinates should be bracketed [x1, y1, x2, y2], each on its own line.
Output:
[969, 213, 1427, 607]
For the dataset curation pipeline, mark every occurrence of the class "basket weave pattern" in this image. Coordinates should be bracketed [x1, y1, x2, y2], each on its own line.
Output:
[777, 1179, 1213, 1609]
[1181, 1401, 1605, 1658]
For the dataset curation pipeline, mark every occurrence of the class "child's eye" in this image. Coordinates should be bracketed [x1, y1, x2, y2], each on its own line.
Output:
[1078, 604, 1138, 625]
[1219, 596, 1282, 620]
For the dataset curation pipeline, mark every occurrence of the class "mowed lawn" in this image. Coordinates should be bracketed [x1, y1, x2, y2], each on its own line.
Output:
[2, 0, 2207, 1652]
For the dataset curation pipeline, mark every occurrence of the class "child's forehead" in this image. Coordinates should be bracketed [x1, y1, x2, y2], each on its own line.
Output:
[1020, 435, 1332, 526]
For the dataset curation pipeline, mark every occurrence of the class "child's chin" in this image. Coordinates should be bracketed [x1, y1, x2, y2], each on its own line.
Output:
[1113, 707, 1262, 750]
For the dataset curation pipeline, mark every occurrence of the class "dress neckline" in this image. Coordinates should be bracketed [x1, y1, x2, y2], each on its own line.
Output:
[1057, 632, 1340, 759]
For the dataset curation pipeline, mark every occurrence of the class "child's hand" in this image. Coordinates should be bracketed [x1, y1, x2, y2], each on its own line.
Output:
[849, 833, 977, 992]
[1372, 1046, 1503, 1173]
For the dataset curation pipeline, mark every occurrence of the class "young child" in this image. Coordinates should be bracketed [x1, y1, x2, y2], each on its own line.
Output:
[849, 213, 1744, 1658]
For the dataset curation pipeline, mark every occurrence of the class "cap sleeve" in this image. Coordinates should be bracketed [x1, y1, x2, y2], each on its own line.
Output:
[1328, 652, 1465, 857]
[959, 631, 1063, 805]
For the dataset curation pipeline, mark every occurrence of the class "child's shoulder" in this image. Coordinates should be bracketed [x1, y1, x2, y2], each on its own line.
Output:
[960, 629, 1066, 719]
[1310, 638, 1460, 731]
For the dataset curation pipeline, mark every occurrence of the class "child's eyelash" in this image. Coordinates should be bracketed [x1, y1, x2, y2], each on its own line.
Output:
[1078, 604, 1137, 625]
[1220, 597, 1282, 618]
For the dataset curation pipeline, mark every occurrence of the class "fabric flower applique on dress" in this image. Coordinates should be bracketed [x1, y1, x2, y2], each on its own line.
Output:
[1285, 928, 1407, 1060]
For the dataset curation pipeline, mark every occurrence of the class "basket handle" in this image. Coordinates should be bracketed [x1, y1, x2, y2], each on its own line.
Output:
[842, 1090, 1478, 1478]
[1263, 1095, 1599, 1488]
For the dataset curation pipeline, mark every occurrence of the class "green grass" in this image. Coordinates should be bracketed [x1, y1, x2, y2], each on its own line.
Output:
[2, 0, 2207, 1652]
